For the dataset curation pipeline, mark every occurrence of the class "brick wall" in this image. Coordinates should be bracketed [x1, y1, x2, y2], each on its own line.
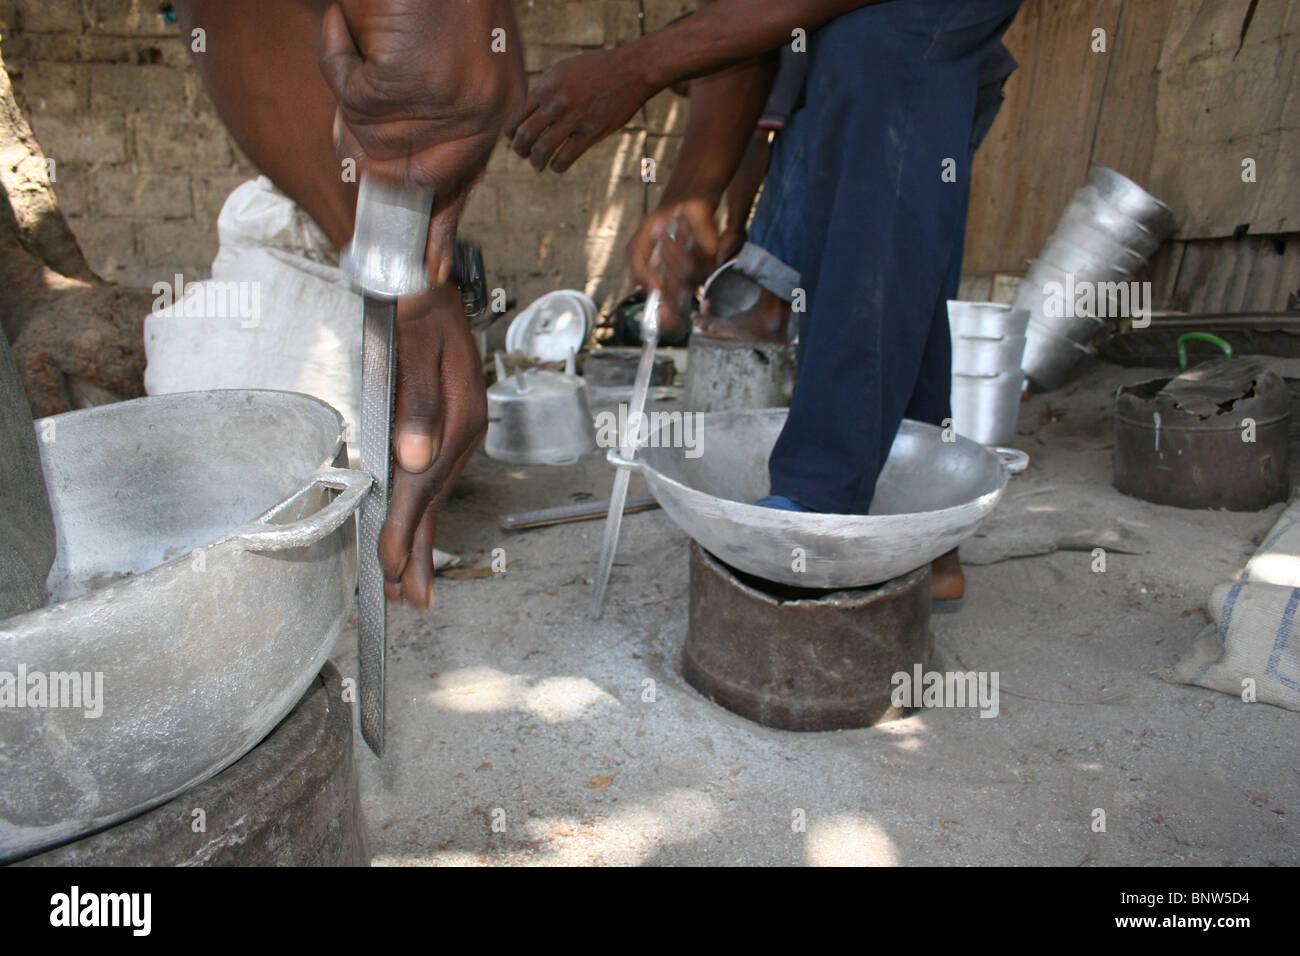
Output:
[0, 0, 693, 314]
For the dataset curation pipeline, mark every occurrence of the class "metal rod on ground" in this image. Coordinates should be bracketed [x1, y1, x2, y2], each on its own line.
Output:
[500, 496, 659, 532]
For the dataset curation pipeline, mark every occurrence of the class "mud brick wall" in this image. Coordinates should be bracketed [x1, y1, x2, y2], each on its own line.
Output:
[0, 0, 249, 289]
[0, 0, 694, 314]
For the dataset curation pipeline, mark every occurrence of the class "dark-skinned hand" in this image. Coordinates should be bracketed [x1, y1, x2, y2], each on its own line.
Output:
[318, 1, 516, 607]
[507, 47, 658, 173]
[380, 283, 487, 609]
[627, 198, 719, 341]
[320, 0, 526, 283]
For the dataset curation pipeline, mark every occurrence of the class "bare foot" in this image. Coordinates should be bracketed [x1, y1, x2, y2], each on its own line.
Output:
[696, 285, 791, 343]
[930, 550, 965, 602]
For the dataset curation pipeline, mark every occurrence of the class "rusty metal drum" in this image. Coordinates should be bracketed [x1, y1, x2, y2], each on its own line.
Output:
[683, 543, 932, 731]
[1113, 358, 1290, 511]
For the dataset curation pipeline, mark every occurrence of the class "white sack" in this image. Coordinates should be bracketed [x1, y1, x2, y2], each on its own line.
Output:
[1171, 500, 1300, 711]
[143, 177, 363, 444]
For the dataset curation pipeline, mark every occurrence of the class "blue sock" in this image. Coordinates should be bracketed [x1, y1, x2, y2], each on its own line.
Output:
[755, 494, 813, 512]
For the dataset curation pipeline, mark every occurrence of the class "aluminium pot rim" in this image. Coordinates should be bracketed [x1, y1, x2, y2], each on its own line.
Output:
[2, 388, 352, 629]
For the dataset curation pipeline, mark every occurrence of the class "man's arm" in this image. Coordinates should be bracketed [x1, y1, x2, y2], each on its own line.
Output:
[318, 0, 527, 608]
[653, 61, 776, 212]
[510, 0, 884, 173]
[625, 52, 777, 339]
[639, 0, 878, 88]
[321, 0, 525, 283]
[175, 0, 357, 249]
[176, 0, 518, 609]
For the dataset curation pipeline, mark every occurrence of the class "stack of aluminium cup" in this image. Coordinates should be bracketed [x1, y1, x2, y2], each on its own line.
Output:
[948, 301, 1030, 446]
[1016, 165, 1177, 390]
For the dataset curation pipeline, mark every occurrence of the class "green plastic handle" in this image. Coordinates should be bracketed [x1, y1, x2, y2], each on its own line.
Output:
[1177, 332, 1234, 371]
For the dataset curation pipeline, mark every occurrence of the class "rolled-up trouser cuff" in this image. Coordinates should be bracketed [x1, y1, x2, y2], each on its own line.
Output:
[734, 241, 801, 302]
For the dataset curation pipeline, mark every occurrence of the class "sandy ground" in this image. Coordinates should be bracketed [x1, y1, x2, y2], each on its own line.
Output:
[333, 356, 1299, 866]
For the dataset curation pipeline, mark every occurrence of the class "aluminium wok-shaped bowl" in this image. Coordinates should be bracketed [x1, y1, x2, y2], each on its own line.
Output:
[0, 390, 368, 862]
[619, 408, 1026, 589]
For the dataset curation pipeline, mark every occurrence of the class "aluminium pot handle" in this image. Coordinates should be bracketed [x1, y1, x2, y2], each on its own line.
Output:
[233, 466, 373, 553]
[1176, 332, 1234, 371]
[992, 447, 1030, 475]
[606, 447, 644, 471]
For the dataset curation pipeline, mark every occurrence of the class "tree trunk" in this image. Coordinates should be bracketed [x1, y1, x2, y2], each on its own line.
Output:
[0, 42, 148, 417]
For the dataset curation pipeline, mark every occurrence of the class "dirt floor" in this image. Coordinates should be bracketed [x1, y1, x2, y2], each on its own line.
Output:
[333, 356, 1299, 866]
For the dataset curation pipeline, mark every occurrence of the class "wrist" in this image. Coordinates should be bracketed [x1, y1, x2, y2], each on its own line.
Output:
[659, 171, 727, 212]
[633, 30, 679, 94]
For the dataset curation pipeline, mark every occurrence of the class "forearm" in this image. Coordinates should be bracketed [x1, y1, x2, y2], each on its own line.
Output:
[333, 0, 512, 53]
[639, 0, 884, 90]
[634, 0, 881, 206]
[175, 0, 356, 249]
[658, 56, 777, 210]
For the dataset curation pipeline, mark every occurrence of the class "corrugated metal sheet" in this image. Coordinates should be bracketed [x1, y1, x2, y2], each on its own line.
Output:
[1148, 236, 1300, 313]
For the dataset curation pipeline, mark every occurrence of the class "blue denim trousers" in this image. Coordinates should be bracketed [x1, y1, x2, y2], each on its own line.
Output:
[746, 0, 1022, 513]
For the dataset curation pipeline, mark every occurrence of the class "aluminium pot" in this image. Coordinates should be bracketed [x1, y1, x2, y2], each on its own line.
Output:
[1015, 261, 1111, 342]
[947, 301, 1029, 445]
[1038, 235, 1136, 284]
[0, 389, 368, 862]
[1058, 197, 1163, 259]
[947, 300, 1031, 341]
[1114, 359, 1290, 510]
[1082, 164, 1177, 239]
[484, 366, 596, 465]
[948, 301, 1029, 376]
[1041, 222, 1148, 276]
[951, 369, 1026, 446]
[1021, 319, 1095, 390]
[611, 408, 1028, 589]
[951, 336, 1028, 377]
